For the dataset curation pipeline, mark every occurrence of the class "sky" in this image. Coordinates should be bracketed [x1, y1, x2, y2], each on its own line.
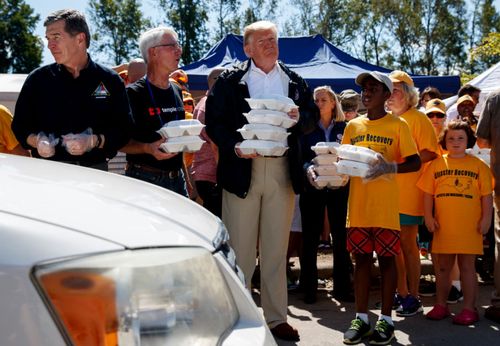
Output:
[26, 0, 500, 67]
[25, 0, 160, 66]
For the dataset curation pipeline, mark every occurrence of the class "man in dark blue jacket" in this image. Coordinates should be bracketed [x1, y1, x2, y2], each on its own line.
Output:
[206, 20, 312, 342]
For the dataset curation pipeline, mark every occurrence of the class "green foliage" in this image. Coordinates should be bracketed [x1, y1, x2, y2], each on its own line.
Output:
[88, 0, 150, 65]
[158, 0, 210, 64]
[469, 0, 500, 71]
[470, 32, 500, 65]
[0, 0, 42, 73]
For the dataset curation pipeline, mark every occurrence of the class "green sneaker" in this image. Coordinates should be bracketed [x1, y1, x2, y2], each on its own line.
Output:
[343, 318, 371, 344]
[368, 319, 395, 345]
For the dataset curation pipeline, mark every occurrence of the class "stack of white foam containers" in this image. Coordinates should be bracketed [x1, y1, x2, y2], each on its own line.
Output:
[310, 142, 349, 188]
[237, 94, 297, 156]
[335, 144, 379, 178]
[157, 119, 205, 153]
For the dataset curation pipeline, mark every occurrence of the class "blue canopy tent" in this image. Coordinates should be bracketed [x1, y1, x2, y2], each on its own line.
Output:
[182, 34, 460, 94]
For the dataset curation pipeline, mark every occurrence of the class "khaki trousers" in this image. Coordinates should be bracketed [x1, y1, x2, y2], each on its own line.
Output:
[222, 157, 294, 327]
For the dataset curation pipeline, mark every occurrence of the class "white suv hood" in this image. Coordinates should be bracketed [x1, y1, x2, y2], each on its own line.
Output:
[0, 154, 220, 250]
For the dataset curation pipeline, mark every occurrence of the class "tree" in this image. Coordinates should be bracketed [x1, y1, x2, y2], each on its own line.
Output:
[89, 0, 150, 65]
[158, 0, 210, 64]
[0, 0, 42, 73]
[283, 0, 316, 36]
[470, 32, 500, 65]
[211, 0, 242, 41]
[469, 0, 500, 71]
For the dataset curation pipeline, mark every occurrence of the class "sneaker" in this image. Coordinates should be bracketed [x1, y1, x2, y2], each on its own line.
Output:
[453, 308, 479, 325]
[426, 304, 451, 320]
[419, 281, 436, 297]
[368, 319, 395, 345]
[447, 286, 464, 304]
[396, 295, 423, 317]
[376, 293, 402, 309]
[343, 318, 371, 344]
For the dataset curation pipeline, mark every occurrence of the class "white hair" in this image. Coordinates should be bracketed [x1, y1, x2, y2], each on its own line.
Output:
[139, 26, 178, 63]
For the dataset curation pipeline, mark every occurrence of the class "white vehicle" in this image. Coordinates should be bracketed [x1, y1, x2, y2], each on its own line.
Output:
[0, 154, 275, 346]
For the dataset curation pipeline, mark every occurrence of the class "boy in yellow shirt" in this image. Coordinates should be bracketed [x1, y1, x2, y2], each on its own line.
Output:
[342, 72, 421, 345]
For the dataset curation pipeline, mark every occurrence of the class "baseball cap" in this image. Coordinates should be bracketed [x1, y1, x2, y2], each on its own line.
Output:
[425, 98, 446, 115]
[339, 89, 361, 112]
[355, 71, 393, 93]
[389, 70, 414, 87]
[457, 94, 475, 106]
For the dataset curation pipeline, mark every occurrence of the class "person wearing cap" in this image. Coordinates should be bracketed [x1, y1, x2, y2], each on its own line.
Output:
[476, 89, 500, 324]
[205, 20, 312, 342]
[425, 98, 447, 139]
[342, 71, 420, 345]
[446, 84, 481, 123]
[190, 67, 225, 217]
[339, 89, 361, 121]
[457, 95, 478, 131]
[120, 26, 188, 196]
[386, 70, 440, 318]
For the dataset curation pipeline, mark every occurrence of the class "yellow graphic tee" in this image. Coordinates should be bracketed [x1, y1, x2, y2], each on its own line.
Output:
[417, 154, 493, 254]
[342, 114, 418, 230]
[0, 105, 19, 153]
[396, 108, 439, 216]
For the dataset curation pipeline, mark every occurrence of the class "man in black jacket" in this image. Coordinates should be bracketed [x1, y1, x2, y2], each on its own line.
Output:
[12, 9, 132, 170]
[205, 20, 312, 342]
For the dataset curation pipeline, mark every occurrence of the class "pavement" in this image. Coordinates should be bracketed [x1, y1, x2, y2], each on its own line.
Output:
[254, 249, 500, 346]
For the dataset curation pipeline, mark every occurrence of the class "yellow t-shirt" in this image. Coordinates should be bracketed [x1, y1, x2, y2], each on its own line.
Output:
[342, 114, 418, 230]
[0, 105, 19, 153]
[417, 154, 493, 254]
[396, 108, 439, 216]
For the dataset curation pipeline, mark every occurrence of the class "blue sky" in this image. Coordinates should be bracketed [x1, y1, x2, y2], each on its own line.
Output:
[27, 0, 500, 66]
[26, 0, 159, 65]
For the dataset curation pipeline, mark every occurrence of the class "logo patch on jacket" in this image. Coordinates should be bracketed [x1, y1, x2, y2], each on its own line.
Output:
[92, 82, 110, 99]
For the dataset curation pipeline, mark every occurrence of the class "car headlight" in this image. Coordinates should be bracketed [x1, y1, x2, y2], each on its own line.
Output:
[32, 248, 239, 345]
[213, 221, 245, 284]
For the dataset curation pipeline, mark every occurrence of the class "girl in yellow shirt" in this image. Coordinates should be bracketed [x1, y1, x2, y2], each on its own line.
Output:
[418, 120, 493, 325]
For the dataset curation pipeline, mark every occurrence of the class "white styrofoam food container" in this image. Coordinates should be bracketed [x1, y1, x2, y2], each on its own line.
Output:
[314, 174, 349, 188]
[245, 94, 298, 113]
[337, 144, 379, 164]
[311, 142, 341, 155]
[159, 136, 205, 153]
[237, 139, 288, 157]
[466, 146, 491, 166]
[237, 123, 290, 141]
[157, 119, 205, 138]
[312, 154, 338, 165]
[335, 159, 372, 177]
[314, 164, 338, 176]
[243, 109, 297, 129]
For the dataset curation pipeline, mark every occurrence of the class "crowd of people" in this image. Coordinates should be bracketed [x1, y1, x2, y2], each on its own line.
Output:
[1, 8, 499, 345]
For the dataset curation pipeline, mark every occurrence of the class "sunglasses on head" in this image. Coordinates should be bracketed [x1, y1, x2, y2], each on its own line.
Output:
[427, 112, 445, 119]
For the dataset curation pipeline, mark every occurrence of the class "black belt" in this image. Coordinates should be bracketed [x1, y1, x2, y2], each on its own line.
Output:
[127, 163, 180, 179]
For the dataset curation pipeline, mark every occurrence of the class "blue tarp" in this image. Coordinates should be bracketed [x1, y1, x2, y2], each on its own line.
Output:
[182, 34, 460, 94]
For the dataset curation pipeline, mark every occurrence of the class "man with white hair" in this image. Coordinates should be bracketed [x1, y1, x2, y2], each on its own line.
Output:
[206, 20, 313, 341]
[121, 27, 187, 196]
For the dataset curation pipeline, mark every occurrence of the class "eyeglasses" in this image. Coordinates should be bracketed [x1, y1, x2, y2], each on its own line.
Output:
[427, 112, 445, 119]
[153, 42, 182, 50]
